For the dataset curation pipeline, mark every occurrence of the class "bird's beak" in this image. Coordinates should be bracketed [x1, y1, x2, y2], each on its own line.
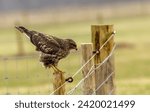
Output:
[15, 26, 23, 33]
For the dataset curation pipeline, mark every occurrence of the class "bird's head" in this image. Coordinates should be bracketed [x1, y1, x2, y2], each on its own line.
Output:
[66, 39, 77, 50]
[15, 26, 28, 33]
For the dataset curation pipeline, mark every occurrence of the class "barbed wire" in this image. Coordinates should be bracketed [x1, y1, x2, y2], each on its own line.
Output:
[50, 32, 115, 95]
[67, 44, 116, 95]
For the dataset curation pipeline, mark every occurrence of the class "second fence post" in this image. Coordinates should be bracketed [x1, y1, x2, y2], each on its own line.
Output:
[91, 25, 115, 95]
[81, 43, 95, 95]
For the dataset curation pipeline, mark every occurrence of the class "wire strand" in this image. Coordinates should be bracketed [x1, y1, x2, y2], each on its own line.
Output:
[67, 44, 116, 95]
[98, 32, 115, 52]
[92, 72, 114, 95]
[72, 54, 97, 78]
[67, 65, 95, 95]
[108, 87, 115, 95]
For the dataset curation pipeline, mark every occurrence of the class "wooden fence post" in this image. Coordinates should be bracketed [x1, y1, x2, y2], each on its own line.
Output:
[91, 25, 115, 95]
[53, 72, 65, 95]
[81, 43, 95, 95]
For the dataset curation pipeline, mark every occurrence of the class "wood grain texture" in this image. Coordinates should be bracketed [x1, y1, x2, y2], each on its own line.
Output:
[53, 71, 65, 95]
[91, 25, 115, 95]
[81, 43, 95, 95]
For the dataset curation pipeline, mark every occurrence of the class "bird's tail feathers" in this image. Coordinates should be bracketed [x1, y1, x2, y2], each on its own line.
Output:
[15, 26, 31, 39]
[15, 26, 28, 33]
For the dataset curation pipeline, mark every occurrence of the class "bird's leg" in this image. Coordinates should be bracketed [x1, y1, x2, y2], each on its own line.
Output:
[51, 65, 65, 73]
[54, 66, 65, 73]
[51, 65, 58, 73]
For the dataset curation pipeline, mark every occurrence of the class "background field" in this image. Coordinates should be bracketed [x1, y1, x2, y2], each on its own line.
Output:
[0, 1, 150, 94]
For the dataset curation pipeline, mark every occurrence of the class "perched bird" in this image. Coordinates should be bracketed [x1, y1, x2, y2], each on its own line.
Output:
[15, 26, 77, 74]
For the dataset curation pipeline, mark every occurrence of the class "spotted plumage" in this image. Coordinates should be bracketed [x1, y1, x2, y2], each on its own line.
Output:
[15, 26, 77, 73]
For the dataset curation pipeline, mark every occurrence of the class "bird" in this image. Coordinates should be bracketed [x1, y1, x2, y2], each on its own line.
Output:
[15, 26, 77, 74]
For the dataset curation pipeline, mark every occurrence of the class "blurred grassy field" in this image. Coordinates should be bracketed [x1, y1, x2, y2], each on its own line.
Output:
[0, 15, 150, 94]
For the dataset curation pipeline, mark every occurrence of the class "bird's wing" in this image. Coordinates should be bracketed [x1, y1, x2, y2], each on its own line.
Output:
[31, 32, 61, 54]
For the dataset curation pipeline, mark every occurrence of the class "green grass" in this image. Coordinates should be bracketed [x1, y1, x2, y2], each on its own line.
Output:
[0, 15, 150, 94]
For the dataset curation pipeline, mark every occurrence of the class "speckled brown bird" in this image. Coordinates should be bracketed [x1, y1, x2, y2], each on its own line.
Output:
[15, 26, 77, 73]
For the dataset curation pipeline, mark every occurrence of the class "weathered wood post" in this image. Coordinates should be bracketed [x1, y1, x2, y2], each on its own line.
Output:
[81, 43, 95, 95]
[91, 25, 115, 95]
[53, 72, 65, 95]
